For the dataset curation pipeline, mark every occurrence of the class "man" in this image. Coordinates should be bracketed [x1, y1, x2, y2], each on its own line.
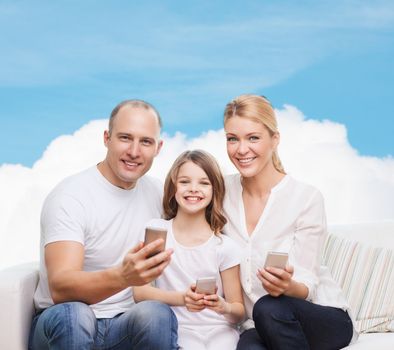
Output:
[29, 100, 178, 349]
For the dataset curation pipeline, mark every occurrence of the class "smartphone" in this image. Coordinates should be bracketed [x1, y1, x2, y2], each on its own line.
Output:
[264, 251, 288, 269]
[195, 276, 216, 295]
[144, 227, 167, 258]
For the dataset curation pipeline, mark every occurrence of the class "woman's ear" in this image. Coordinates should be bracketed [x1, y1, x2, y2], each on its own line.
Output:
[272, 131, 280, 149]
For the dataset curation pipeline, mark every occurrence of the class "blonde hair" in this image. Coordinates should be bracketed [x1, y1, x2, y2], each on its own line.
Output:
[163, 150, 227, 234]
[224, 94, 286, 174]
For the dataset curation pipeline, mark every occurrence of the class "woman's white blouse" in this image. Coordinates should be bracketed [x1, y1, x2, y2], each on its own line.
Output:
[223, 174, 350, 323]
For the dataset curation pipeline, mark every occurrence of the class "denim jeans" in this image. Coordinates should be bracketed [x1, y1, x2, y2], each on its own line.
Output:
[29, 300, 178, 350]
[237, 295, 353, 350]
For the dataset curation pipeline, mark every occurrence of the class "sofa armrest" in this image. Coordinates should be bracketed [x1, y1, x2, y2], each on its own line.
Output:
[0, 262, 39, 350]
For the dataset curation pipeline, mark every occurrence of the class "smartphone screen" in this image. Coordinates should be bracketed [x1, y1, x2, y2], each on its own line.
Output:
[263, 251, 288, 269]
[144, 227, 167, 258]
[195, 276, 216, 294]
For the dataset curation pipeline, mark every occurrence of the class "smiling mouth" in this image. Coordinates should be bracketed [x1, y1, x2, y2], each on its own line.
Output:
[184, 196, 203, 202]
[237, 157, 256, 164]
[122, 160, 140, 168]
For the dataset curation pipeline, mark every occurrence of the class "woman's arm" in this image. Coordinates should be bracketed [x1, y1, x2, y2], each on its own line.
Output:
[257, 190, 326, 300]
[133, 284, 185, 306]
[203, 265, 245, 324]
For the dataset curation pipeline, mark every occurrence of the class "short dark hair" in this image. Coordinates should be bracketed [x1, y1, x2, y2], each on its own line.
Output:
[108, 99, 162, 134]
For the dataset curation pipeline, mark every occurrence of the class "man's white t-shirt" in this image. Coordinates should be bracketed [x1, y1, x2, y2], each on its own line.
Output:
[33, 166, 162, 318]
[143, 218, 241, 327]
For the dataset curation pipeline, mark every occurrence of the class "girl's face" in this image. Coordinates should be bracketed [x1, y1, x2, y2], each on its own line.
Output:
[175, 161, 213, 215]
[225, 116, 279, 178]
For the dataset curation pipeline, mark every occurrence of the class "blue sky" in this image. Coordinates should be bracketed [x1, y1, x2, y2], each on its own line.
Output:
[1, 0, 393, 166]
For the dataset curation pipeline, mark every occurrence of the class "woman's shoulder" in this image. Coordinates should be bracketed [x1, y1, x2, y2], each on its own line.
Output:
[224, 173, 242, 197]
[285, 175, 323, 198]
[224, 173, 241, 184]
[286, 175, 324, 203]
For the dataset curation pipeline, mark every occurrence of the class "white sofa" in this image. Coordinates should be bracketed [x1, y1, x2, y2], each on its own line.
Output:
[325, 221, 394, 349]
[0, 262, 39, 350]
[0, 221, 393, 349]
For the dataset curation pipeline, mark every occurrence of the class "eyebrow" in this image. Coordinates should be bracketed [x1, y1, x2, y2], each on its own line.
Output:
[226, 132, 262, 136]
[116, 132, 156, 140]
[177, 175, 210, 180]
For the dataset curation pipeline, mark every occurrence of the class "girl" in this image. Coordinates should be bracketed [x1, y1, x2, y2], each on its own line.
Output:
[134, 150, 245, 350]
[222, 94, 356, 350]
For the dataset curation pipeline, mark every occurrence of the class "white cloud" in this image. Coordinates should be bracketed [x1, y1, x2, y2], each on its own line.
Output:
[1, 106, 393, 269]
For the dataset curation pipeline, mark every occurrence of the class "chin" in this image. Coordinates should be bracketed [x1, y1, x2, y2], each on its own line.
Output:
[238, 167, 258, 178]
[117, 172, 140, 185]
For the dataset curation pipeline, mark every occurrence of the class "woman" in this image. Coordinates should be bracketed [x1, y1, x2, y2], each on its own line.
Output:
[222, 94, 356, 350]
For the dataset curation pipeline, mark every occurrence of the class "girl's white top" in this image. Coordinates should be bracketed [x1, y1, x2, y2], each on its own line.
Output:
[142, 218, 241, 327]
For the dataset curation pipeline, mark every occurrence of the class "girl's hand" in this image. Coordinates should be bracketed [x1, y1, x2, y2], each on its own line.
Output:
[184, 284, 206, 312]
[257, 265, 294, 297]
[203, 294, 232, 316]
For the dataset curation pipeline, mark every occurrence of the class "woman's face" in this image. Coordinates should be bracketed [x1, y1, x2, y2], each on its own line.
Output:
[225, 116, 279, 178]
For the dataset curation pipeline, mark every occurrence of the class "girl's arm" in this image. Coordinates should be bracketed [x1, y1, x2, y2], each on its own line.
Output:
[203, 265, 245, 323]
[133, 284, 185, 306]
[134, 283, 209, 311]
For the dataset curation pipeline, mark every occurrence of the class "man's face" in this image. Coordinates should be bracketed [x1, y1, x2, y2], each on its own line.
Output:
[102, 106, 163, 189]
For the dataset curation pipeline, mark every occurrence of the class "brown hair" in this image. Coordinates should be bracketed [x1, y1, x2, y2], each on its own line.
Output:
[108, 99, 162, 135]
[224, 94, 286, 174]
[163, 150, 227, 234]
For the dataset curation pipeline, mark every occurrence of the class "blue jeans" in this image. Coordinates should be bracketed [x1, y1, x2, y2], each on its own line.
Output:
[29, 301, 178, 350]
[237, 295, 353, 350]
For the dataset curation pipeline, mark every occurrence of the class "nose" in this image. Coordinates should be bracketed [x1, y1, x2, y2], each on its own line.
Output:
[128, 141, 141, 158]
[237, 140, 248, 155]
[189, 181, 198, 192]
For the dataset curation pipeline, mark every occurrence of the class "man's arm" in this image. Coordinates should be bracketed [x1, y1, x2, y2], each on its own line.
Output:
[46, 239, 173, 305]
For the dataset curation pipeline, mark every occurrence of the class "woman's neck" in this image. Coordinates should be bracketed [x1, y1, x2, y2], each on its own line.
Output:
[242, 166, 285, 198]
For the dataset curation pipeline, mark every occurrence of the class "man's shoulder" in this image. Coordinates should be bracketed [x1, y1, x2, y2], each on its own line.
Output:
[46, 166, 96, 201]
[137, 175, 163, 192]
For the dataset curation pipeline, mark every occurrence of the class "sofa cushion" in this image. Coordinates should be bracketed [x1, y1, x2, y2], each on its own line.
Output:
[343, 332, 394, 349]
[323, 234, 394, 333]
[0, 262, 39, 350]
[358, 248, 394, 332]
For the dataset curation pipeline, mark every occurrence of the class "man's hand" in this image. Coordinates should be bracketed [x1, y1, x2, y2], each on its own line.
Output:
[119, 239, 173, 288]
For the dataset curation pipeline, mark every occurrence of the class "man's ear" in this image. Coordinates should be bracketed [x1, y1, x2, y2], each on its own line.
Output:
[103, 130, 110, 147]
[155, 139, 163, 156]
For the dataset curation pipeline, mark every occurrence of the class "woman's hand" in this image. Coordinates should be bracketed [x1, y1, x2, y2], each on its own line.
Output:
[257, 265, 294, 297]
[184, 284, 206, 312]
